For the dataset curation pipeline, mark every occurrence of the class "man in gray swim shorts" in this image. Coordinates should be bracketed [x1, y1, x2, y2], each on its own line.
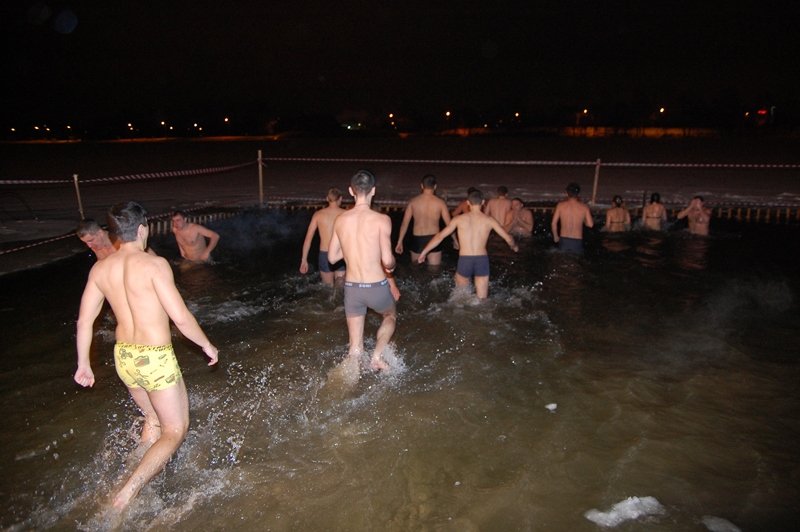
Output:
[328, 170, 397, 373]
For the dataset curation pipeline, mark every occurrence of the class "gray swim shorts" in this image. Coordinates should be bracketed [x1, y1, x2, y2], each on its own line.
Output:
[344, 279, 394, 317]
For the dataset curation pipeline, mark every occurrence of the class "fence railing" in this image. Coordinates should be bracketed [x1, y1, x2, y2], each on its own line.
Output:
[2, 151, 799, 257]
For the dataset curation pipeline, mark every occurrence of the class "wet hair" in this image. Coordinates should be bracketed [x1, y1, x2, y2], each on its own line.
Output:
[327, 187, 342, 202]
[172, 209, 187, 219]
[466, 186, 478, 195]
[467, 189, 484, 205]
[108, 201, 147, 243]
[421, 174, 437, 189]
[566, 182, 580, 197]
[512, 197, 524, 205]
[650, 192, 661, 204]
[350, 169, 376, 195]
[693, 195, 704, 202]
[613, 195, 623, 207]
[497, 185, 508, 195]
[76, 218, 103, 237]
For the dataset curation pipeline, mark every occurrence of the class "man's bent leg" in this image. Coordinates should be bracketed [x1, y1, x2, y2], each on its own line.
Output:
[113, 380, 190, 510]
[371, 309, 396, 371]
[320, 271, 334, 285]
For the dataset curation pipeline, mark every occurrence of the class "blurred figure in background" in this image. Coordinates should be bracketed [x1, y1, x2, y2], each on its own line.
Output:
[171, 211, 220, 263]
[604, 195, 631, 232]
[642, 192, 667, 231]
[484, 185, 512, 224]
[300, 187, 346, 285]
[76, 219, 117, 260]
[395, 174, 456, 267]
[677, 196, 712, 236]
[551, 182, 594, 253]
[503, 197, 534, 238]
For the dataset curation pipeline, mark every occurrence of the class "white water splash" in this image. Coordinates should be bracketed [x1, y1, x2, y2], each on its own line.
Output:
[584, 496, 666, 527]
[701, 515, 742, 532]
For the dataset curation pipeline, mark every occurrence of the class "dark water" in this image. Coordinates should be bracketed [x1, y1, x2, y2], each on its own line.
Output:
[1, 210, 798, 531]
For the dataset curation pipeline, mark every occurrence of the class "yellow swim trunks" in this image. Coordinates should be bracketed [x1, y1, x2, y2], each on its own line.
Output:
[114, 343, 182, 392]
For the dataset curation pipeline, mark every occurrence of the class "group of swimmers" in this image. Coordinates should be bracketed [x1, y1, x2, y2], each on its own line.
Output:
[71, 170, 712, 513]
[77, 210, 221, 263]
[605, 191, 711, 236]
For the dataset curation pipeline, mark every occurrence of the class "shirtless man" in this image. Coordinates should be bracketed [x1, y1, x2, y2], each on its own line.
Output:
[395, 174, 456, 266]
[74, 201, 218, 510]
[604, 195, 631, 232]
[551, 182, 594, 253]
[300, 187, 346, 285]
[484, 185, 513, 224]
[677, 196, 712, 236]
[503, 197, 534, 238]
[418, 189, 518, 299]
[171, 211, 220, 263]
[642, 192, 668, 231]
[328, 170, 397, 373]
[76, 219, 117, 260]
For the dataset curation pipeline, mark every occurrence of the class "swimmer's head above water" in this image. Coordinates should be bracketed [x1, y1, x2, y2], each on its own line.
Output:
[468, 188, 484, 206]
[327, 187, 342, 203]
[76, 218, 103, 238]
[350, 169, 376, 195]
[566, 182, 580, 197]
[421, 174, 437, 190]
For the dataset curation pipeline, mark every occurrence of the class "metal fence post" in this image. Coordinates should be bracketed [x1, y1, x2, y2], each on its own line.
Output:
[72, 174, 85, 219]
[590, 158, 601, 205]
[258, 149, 264, 207]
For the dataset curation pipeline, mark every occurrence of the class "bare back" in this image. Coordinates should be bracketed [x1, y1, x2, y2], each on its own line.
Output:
[552, 198, 594, 239]
[454, 210, 503, 255]
[485, 197, 512, 224]
[605, 207, 630, 232]
[331, 206, 393, 283]
[643, 203, 666, 230]
[408, 193, 450, 235]
[87, 248, 178, 345]
[315, 205, 346, 251]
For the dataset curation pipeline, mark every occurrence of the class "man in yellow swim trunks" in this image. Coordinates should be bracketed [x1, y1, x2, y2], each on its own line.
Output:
[75, 201, 218, 511]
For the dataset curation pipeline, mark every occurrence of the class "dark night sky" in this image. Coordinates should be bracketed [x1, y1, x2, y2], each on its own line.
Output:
[2, 1, 799, 127]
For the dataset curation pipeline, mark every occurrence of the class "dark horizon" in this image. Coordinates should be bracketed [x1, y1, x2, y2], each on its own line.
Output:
[3, 1, 799, 135]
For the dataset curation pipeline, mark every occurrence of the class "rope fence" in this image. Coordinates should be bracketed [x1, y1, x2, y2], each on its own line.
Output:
[2, 151, 799, 258]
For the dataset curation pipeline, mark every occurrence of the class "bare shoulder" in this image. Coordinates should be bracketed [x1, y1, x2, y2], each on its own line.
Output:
[138, 252, 171, 274]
